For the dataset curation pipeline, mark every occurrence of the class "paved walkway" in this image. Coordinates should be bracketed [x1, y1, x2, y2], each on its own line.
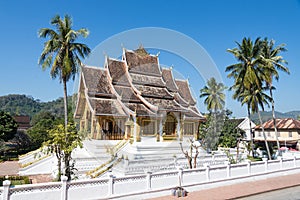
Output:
[0, 161, 53, 183]
[0, 161, 19, 176]
[150, 172, 300, 200]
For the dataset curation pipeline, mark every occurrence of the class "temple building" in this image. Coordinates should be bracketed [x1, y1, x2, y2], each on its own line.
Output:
[74, 47, 204, 142]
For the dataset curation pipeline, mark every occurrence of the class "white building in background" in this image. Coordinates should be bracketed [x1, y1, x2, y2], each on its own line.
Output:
[254, 118, 300, 150]
[229, 117, 256, 142]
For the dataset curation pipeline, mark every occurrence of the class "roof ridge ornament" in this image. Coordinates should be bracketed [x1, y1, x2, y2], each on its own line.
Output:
[134, 44, 149, 57]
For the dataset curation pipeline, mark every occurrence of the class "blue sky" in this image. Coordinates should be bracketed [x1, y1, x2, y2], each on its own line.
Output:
[0, 0, 300, 117]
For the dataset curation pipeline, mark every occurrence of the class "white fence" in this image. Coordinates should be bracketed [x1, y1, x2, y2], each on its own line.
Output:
[1, 157, 300, 200]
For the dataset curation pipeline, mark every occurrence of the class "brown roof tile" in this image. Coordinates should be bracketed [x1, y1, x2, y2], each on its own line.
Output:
[82, 66, 115, 98]
[161, 68, 178, 92]
[89, 98, 127, 117]
[125, 51, 161, 76]
[130, 73, 165, 87]
[175, 79, 196, 106]
[113, 85, 140, 102]
[79, 48, 203, 118]
[135, 85, 173, 100]
[144, 97, 183, 111]
[125, 103, 156, 117]
[184, 109, 203, 120]
[255, 118, 300, 130]
[14, 116, 30, 129]
[174, 93, 189, 108]
[107, 58, 130, 86]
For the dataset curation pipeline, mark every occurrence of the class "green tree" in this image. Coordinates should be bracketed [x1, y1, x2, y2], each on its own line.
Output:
[226, 37, 265, 156]
[261, 38, 289, 151]
[200, 78, 227, 152]
[45, 123, 82, 181]
[238, 85, 272, 159]
[200, 77, 227, 113]
[219, 111, 245, 149]
[11, 131, 32, 153]
[0, 111, 17, 141]
[199, 111, 227, 151]
[38, 15, 91, 128]
[27, 111, 56, 149]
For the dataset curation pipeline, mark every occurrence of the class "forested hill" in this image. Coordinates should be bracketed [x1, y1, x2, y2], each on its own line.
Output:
[0, 94, 75, 118]
[250, 110, 300, 124]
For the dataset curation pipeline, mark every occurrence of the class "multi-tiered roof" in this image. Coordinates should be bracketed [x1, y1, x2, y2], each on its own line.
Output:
[75, 48, 204, 120]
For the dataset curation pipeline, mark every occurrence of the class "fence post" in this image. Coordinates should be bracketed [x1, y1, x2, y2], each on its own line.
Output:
[108, 173, 114, 196]
[279, 157, 283, 169]
[177, 167, 183, 187]
[294, 156, 297, 167]
[146, 171, 152, 190]
[247, 160, 251, 175]
[225, 161, 231, 178]
[60, 176, 68, 200]
[2, 180, 11, 200]
[263, 158, 268, 172]
[204, 163, 210, 181]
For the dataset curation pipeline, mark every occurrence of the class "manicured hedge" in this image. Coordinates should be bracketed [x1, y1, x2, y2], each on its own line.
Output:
[0, 176, 31, 186]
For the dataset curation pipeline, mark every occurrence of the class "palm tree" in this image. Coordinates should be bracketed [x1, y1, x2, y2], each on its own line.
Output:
[261, 38, 289, 152]
[226, 38, 265, 92]
[238, 85, 272, 160]
[38, 15, 90, 180]
[226, 37, 265, 155]
[200, 77, 227, 151]
[200, 77, 227, 113]
[38, 15, 91, 129]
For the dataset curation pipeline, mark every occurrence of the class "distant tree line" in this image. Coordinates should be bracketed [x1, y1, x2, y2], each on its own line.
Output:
[0, 94, 76, 118]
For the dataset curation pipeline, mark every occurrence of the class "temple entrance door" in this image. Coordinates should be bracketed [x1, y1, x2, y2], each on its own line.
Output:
[142, 120, 156, 136]
[102, 120, 114, 140]
[164, 114, 177, 136]
[107, 121, 113, 133]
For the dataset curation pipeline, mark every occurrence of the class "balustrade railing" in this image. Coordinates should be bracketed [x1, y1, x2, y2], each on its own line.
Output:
[1, 157, 300, 200]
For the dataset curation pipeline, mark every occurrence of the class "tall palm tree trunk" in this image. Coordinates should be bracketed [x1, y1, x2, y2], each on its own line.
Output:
[258, 111, 271, 160]
[270, 88, 280, 151]
[63, 79, 69, 179]
[213, 111, 217, 149]
[247, 107, 254, 156]
[64, 153, 72, 180]
[55, 145, 62, 181]
[63, 79, 68, 129]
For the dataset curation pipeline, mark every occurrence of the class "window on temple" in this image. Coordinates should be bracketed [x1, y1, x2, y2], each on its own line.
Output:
[184, 123, 194, 135]
[164, 114, 177, 135]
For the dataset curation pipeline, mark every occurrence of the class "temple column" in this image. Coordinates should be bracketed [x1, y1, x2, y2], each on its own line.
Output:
[180, 118, 184, 141]
[155, 119, 159, 141]
[79, 119, 84, 133]
[96, 117, 101, 140]
[176, 114, 181, 141]
[84, 111, 88, 133]
[133, 116, 141, 142]
[136, 118, 141, 142]
[91, 115, 95, 139]
[124, 118, 132, 140]
[159, 118, 163, 142]
[193, 122, 197, 140]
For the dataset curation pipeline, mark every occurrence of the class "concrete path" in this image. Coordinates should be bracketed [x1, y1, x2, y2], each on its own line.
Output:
[150, 172, 300, 200]
[0, 161, 19, 176]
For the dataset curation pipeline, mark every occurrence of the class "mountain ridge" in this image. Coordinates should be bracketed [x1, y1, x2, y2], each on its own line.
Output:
[0, 94, 75, 118]
[250, 110, 300, 124]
